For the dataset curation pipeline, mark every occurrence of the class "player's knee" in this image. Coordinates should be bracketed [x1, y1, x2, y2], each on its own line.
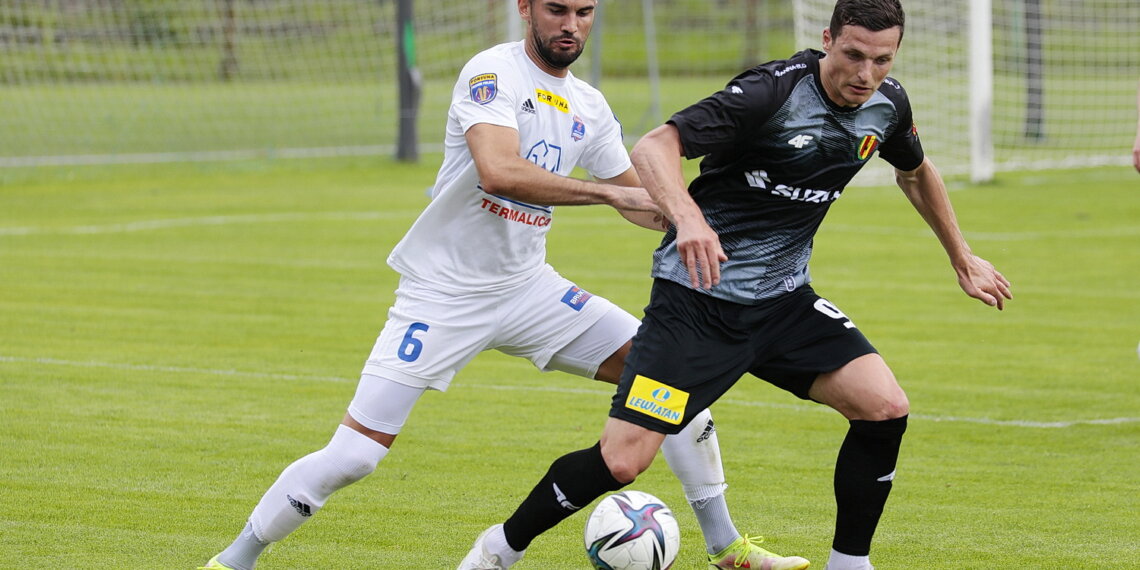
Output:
[601, 449, 653, 484]
[322, 425, 389, 488]
[853, 385, 910, 421]
[870, 393, 909, 421]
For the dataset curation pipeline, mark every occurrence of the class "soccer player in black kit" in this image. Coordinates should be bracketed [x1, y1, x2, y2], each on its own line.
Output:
[459, 0, 1013, 569]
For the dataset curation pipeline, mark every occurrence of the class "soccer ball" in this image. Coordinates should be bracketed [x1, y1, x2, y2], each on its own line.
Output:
[583, 490, 680, 570]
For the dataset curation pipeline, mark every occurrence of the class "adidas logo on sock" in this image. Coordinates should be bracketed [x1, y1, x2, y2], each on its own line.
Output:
[287, 494, 313, 517]
[696, 418, 717, 443]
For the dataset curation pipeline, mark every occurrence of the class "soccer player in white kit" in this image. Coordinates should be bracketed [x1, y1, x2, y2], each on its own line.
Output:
[199, 1, 804, 569]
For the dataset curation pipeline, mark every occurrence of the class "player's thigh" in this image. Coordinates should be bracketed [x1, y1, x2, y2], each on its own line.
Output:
[347, 374, 428, 438]
[749, 288, 897, 415]
[611, 280, 753, 434]
[545, 304, 639, 382]
[361, 277, 495, 392]
[495, 266, 630, 377]
[809, 353, 909, 421]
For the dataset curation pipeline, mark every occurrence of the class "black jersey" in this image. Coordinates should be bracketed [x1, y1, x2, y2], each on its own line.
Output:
[654, 49, 924, 304]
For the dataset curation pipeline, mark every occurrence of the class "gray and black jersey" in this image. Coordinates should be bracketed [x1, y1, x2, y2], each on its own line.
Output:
[653, 49, 925, 304]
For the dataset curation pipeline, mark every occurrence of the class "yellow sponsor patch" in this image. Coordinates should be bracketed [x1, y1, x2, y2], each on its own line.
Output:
[535, 89, 570, 113]
[625, 375, 688, 425]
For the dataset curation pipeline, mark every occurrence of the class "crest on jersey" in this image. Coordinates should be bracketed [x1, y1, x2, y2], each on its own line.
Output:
[571, 115, 586, 141]
[469, 73, 498, 105]
[857, 135, 879, 161]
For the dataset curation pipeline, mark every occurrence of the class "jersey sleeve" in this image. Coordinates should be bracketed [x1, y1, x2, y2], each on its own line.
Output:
[578, 107, 632, 180]
[451, 51, 522, 134]
[667, 68, 781, 160]
[875, 77, 925, 171]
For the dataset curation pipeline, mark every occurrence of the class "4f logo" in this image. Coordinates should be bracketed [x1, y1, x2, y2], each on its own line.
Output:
[787, 134, 814, 149]
[744, 169, 770, 189]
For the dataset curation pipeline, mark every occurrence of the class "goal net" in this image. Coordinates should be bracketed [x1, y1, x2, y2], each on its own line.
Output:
[4, 0, 1136, 179]
[794, 0, 1139, 183]
[0, 0, 792, 167]
[0, 0, 522, 166]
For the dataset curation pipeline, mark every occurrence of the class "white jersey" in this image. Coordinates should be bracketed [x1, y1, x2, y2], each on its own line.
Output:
[387, 40, 631, 294]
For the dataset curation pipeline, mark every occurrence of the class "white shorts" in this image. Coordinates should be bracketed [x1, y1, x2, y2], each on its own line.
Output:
[347, 265, 639, 433]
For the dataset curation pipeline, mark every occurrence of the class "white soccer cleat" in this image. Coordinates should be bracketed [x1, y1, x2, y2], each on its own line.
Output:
[458, 524, 524, 570]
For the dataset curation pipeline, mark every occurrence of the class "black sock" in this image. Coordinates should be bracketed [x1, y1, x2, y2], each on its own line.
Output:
[833, 415, 908, 556]
[502, 442, 627, 551]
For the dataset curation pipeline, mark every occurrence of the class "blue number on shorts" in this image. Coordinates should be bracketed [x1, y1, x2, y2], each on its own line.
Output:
[813, 299, 856, 329]
[397, 322, 430, 362]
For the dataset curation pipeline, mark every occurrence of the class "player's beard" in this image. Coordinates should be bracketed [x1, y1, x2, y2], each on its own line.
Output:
[530, 28, 584, 70]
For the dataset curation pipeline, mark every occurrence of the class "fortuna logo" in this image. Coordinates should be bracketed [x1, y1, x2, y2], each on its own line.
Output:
[787, 134, 814, 148]
[553, 482, 580, 510]
[287, 495, 313, 517]
[535, 89, 570, 113]
[745, 169, 841, 203]
[521, 98, 536, 114]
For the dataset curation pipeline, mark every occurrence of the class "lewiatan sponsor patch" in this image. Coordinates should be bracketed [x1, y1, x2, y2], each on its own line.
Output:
[625, 375, 688, 425]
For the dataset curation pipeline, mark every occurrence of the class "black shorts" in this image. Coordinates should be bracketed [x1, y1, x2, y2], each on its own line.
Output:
[610, 279, 877, 434]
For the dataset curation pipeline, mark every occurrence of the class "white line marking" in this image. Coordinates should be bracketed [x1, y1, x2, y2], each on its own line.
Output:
[0, 143, 443, 168]
[3, 355, 1135, 429]
[0, 211, 416, 236]
[824, 224, 1140, 241]
[0, 355, 347, 384]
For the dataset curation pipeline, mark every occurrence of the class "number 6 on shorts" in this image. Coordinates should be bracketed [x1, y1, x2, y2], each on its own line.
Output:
[397, 322, 430, 362]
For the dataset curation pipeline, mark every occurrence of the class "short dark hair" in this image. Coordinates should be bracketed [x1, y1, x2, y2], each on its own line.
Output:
[829, 0, 906, 43]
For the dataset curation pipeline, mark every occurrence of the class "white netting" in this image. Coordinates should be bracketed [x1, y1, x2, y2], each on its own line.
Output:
[0, 0, 398, 164]
[6, 0, 1134, 175]
[794, 0, 1140, 183]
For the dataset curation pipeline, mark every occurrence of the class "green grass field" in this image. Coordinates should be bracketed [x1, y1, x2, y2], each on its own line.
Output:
[1, 158, 1137, 569]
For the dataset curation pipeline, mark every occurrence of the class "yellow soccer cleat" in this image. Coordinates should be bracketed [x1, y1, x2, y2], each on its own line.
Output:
[707, 534, 810, 570]
[197, 555, 236, 570]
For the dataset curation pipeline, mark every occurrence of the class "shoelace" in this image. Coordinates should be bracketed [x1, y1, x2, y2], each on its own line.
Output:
[717, 534, 770, 569]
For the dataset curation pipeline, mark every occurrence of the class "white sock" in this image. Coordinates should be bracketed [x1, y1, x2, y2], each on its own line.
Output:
[484, 525, 526, 566]
[215, 521, 267, 570]
[248, 425, 388, 543]
[660, 408, 738, 553]
[827, 549, 874, 570]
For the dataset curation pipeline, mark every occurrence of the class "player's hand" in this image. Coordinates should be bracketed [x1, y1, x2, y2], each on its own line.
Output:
[675, 219, 727, 290]
[955, 254, 1012, 310]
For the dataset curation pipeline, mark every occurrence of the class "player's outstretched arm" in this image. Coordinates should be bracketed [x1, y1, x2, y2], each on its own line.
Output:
[895, 157, 1013, 310]
[465, 122, 658, 212]
[632, 124, 726, 289]
[598, 167, 670, 232]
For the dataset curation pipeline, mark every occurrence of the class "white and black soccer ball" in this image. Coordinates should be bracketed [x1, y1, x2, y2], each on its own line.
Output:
[583, 490, 680, 570]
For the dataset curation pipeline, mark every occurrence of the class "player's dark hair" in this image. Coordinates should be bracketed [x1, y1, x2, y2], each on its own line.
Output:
[829, 0, 906, 44]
